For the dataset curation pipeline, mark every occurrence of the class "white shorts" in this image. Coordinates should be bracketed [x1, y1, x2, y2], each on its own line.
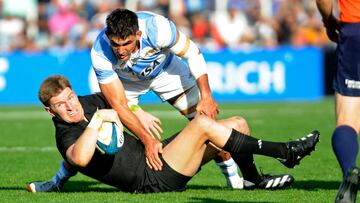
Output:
[122, 56, 196, 104]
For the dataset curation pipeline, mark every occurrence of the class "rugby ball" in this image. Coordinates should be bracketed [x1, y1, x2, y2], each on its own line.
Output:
[96, 121, 124, 155]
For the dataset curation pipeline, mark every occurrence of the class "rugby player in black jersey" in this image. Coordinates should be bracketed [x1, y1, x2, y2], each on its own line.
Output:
[28, 75, 319, 193]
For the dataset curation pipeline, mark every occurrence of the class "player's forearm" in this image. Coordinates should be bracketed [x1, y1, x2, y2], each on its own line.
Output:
[99, 81, 155, 144]
[67, 128, 99, 167]
[106, 93, 155, 144]
[114, 103, 155, 143]
[196, 74, 212, 99]
[316, 0, 334, 23]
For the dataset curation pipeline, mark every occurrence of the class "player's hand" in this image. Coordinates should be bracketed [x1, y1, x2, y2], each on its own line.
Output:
[144, 138, 163, 171]
[323, 15, 340, 43]
[196, 97, 219, 119]
[95, 109, 124, 131]
[133, 109, 163, 139]
[96, 109, 119, 122]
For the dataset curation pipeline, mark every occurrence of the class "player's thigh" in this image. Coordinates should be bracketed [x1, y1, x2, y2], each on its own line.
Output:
[162, 121, 207, 177]
[335, 92, 360, 132]
[167, 85, 200, 119]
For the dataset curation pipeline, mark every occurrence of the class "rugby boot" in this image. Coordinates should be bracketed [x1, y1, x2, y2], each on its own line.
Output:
[279, 130, 320, 168]
[256, 173, 294, 189]
[335, 166, 360, 203]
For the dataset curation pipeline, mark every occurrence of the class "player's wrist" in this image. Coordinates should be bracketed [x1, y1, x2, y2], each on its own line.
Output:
[129, 104, 142, 112]
[87, 113, 104, 130]
[322, 14, 337, 28]
[144, 134, 157, 143]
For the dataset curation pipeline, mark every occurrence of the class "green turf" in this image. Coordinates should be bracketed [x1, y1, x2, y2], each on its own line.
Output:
[0, 97, 356, 202]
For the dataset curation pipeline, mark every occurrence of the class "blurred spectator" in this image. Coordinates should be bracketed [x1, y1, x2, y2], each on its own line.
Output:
[137, 0, 170, 17]
[0, 15, 26, 52]
[245, 0, 279, 48]
[47, 0, 80, 49]
[0, 0, 332, 53]
[0, 0, 39, 52]
[210, 1, 254, 50]
[275, 0, 301, 45]
[1, 0, 38, 37]
[34, 0, 51, 50]
[291, 6, 329, 46]
[83, 1, 116, 48]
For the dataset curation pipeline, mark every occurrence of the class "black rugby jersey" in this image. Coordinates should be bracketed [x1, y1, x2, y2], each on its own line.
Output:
[54, 93, 146, 192]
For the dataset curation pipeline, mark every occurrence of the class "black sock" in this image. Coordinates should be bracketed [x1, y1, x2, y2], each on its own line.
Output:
[232, 153, 262, 184]
[223, 129, 288, 160]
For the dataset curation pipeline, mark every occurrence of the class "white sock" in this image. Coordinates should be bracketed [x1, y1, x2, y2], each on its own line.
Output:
[216, 158, 243, 189]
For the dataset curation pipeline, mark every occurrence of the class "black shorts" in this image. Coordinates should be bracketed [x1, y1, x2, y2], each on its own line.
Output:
[334, 22, 360, 96]
[134, 155, 191, 193]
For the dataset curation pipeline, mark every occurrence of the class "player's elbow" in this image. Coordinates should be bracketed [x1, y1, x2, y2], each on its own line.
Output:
[69, 156, 90, 168]
[66, 148, 91, 168]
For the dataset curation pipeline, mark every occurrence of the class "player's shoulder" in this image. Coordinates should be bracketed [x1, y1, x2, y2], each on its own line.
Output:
[137, 11, 176, 48]
[92, 29, 110, 53]
[79, 93, 109, 109]
[136, 11, 172, 28]
[91, 28, 117, 64]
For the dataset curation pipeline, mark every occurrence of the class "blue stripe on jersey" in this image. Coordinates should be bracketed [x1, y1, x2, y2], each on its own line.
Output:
[93, 29, 117, 65]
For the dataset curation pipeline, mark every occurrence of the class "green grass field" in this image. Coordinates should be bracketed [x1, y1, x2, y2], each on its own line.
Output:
[0, 97, 355, 202]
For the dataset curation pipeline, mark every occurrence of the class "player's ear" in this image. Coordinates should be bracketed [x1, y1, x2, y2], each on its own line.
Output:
[44, 106, 55, 117]
[136, 30, 142, 40]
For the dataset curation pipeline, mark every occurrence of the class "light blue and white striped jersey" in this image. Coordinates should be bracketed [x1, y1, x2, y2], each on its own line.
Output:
[91, 11, 178, 83]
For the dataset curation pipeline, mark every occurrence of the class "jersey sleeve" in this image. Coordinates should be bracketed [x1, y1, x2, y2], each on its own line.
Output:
[147, 15, 177, 49]
[91, 49, 118, 84]
[55, 124, 84, 160]
[90, 31, 119, 84]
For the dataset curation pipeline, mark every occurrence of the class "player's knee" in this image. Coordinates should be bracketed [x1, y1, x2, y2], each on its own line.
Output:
[191, 115, 214, 133]
[229, 116, 250, 135]
[336, 122, 360, 134]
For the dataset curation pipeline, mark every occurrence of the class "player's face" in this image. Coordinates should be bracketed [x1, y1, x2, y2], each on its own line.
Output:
[110, 31, 142, 62]
[47, 87, 84, 123]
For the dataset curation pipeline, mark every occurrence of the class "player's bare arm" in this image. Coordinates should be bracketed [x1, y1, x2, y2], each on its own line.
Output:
[170, 30, 219, 119]
[99, 78, 163, 170]
[316, 0, 340, 42]
[65, 109, 119, 167]
[195, 74, 219, 119]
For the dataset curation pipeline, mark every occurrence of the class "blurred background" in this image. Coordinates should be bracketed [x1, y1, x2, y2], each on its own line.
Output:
[0, 0, 337, 105]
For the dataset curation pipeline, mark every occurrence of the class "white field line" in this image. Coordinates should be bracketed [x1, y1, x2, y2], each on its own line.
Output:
[0, 146, 57, 152]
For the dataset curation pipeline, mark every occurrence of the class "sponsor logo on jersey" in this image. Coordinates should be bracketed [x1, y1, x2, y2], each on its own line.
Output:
[142, 47, 158, 57]
[345, 79, 360, 89]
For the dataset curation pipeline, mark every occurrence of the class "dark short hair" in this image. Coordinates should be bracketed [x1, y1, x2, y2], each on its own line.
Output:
[105, 8, 139, 39]
[38, 75, 72, 107]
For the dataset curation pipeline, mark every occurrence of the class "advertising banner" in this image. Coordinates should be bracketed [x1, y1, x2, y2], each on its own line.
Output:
[0, 47, 323, 105]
